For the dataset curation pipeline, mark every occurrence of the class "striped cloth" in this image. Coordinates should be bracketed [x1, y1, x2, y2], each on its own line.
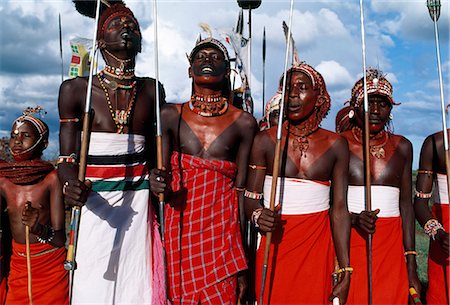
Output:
[165, 151, 247, 303]
[72, 132, 165, 305]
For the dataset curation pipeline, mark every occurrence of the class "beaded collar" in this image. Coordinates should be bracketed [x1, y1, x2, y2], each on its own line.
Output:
[284, 114, 320, 157]
[188, 94, 228, 117]
[351, 126, 389, 159]
[104, 64, 135, 80]
[99, 70, 136, 90]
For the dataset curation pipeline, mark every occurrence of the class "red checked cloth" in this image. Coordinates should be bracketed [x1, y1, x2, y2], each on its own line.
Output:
[165, 152, 247, 301]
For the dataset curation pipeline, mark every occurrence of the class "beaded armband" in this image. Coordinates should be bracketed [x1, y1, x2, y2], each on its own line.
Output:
[336, 267, 353, 274]
[251, 207, 264, 228]
[424, 219, 444, 240]
[415, 190, 432, 199]
[249, 164, 267, 170]
[57, 153, 78, 166]
[404, 250, 418, 256]
[244, 189, 264, 200]
[235, 187, 245, 192]
[36, 225, 55, 244]
[59, 118, 80, 123]
[417, 169, 434, 175]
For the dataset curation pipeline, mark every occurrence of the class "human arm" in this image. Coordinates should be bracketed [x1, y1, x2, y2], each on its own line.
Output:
[414, 135, 449, 255]
[57, 79, 91, 207]
[399, 139, 421, 295]
[330, 137, 351, 304]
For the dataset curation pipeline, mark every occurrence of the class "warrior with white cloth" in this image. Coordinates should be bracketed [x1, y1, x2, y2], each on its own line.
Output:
[336, 68, 421, 304]
[245, 61, 351, 304]
[57, 1, 166, 304]
[414, 129, 450, 304]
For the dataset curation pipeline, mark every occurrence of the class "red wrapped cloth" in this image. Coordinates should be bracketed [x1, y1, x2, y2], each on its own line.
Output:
[0, 276, 6, 305]
[427, 204, 450, 305]
[346, 217, 408, 305]
[5, 240, 68, 305]
[255, 210, 335, 304]
[165, 152, 247, 303]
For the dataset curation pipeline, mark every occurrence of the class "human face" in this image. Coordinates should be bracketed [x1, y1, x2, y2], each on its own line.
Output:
[103, 15, 141, 53]
[354, 94, 392, 134]
[9, 121, 42, 161]
[190, 47, 228, 86]
[285, 71, 319, 124]
[269, 109, 280, 128]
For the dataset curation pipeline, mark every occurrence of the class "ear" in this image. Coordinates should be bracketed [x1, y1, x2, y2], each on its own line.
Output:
[316, 95, 327, 107]
[188, 67, 192, 78]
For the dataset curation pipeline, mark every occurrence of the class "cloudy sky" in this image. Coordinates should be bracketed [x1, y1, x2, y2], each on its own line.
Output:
[1, 0, 449, 167]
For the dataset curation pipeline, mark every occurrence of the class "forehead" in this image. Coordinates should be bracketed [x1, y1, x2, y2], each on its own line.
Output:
[106, 14, 136, 26]
[193, 46, 224, 57]
[289, 71, 313, 84]
[368, 94, 390, 104]
[12, 120, 38, 134]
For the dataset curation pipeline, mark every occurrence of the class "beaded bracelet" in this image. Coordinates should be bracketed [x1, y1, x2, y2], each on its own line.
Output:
[336, 267, 353, 274]
[36, 225, 55, 244]
[57, 153, 78, 166]
[59, 118, 80, 123]
[404, 251, 418, 256]
[415, 190, 432, 199]
[424, 219, 444, 240]
[244, 189, 264, 200]
[249, 164, 267, 170]
[251, 207, 263, 228]
[417, 169, 433, 175]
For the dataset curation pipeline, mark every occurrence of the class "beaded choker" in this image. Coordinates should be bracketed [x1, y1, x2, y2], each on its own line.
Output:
[285, 115, 320, 157]
[188, 94, 228, 117]
[104, 64, 135, 80]
[351, 126, 388, 159]
[99, 71, 136, 90]
[97, 74, 137, 133]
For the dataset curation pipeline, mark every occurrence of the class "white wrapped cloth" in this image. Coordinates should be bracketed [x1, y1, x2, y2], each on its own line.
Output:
[348, 185, 400, 217]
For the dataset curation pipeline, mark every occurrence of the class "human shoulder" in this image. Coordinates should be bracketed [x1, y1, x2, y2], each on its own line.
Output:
[317, 128, 348, 147]
[233, 108, 257, 131]
[390, 133, 412, 155]
[59, 76, 87, 94]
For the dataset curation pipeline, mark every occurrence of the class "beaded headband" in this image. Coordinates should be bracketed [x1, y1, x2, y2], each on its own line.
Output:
[188, 37, 230, 64]
[98, 3, 141, 40]
[14, 106, 49, 138]
[265, 92, 282, 127]
[351, 68, 398, 108]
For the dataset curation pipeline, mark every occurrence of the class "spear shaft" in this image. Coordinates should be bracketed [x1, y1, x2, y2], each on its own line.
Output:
[59, 13, 64, 83]
[359, 1, 373, 304]
[427, 0, 450, 198]
[262, 27, 266, 114]
[259, 1, 294, 304]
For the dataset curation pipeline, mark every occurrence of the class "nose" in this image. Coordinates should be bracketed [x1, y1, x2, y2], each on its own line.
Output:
[370, 102, 380, 114]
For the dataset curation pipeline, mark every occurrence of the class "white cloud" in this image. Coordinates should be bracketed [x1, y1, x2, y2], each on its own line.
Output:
[316, 60, 353, 89]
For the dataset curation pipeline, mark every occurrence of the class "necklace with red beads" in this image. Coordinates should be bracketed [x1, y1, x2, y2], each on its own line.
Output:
[188, 93, 228, 117]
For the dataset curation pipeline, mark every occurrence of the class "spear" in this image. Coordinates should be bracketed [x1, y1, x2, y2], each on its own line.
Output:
[427, 0, 450, 197]
[59, 13, 64, 83]
[359, 0, 373, 304]
[259, 1, 294, 304]
[262, 27, 266, 114]
[152, 0, 168, 302]
[64, 0, 102, 301]
[25, 220, 33, 305]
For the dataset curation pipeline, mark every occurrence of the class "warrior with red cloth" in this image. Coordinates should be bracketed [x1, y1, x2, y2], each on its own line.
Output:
[150, 35, 257, 304]
[0, 108, 68, 305]
[414, 129, 450, 305]
[336, 68, 421, 304]
[245, 61, 351, 304]
[58, 1, 166, 304]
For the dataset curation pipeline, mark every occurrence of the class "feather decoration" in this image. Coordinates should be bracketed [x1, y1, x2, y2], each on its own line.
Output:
[282, 20, 299, 66]
[72, 0, 123, 18]
[199, 23, 213, 39]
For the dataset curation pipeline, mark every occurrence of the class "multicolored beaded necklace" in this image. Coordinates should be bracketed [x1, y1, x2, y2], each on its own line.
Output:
[104, 64, 135, 80]
[97, 74, 137, 133]
[351, 126, 388, 159]
[284, 116, 320, 157]
[98, 70, 136, 90]
[188, 94, 228, 117]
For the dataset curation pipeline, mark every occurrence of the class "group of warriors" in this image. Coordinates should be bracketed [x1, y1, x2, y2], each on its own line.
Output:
[0, 0, 449, 304]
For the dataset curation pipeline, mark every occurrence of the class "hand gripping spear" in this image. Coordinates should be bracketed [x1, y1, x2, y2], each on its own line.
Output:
[359, 1, 373, 304]
[64, 0, 102, 300]
[427, 0, 450, 197]
[152, 0, 168, 302]
[258, 1, 294, 304]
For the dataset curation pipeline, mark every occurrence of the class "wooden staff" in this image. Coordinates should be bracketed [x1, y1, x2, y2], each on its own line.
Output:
[332, 257, 339, 305]
[258, 1, 294, 303]
[152, 0, 168, 302]
[59, 13, 64, 83]
[64, 0, 102, 302]
[25, 224, 33, 305]
[358, 1, 373, 304]
[427, 0, 450, 197]
[262, 27, 266, 113]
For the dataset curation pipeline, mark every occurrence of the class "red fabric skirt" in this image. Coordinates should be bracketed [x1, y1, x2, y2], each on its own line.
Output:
[255, 210, 335, 305]
[0, 276, 6, 305]
[5, 240, 68, 305]
[427, 204, 450, 305]
[346, 217, 408, 305]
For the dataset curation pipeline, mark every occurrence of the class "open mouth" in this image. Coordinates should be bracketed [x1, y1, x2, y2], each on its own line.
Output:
[201, 66, 213, 73]
[288, 103, 302, 111]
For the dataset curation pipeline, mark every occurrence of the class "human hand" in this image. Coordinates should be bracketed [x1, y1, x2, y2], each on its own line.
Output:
[435, 229, 450, 256]
[407, 272, 421, 305]
[237, 271, 248, 302]
[22, 201, 41, 234]
[150, 168, 170, 195]
[355, 209, 380, 234]
[63, 179, 92, 208]
[329, 272, 351, 305]
[257, 205, 281, 233]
